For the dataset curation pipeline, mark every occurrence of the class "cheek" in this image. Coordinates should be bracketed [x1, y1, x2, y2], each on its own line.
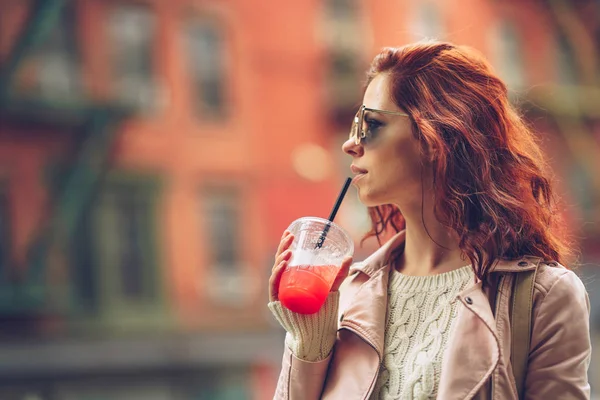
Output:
[393, 139, 423, 177]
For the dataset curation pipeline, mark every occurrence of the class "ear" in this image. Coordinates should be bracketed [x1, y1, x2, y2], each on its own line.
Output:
[413, 120, 440, 162]
[421, 142, 440, 163]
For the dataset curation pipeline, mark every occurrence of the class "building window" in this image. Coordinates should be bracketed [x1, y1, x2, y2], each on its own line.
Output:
[108, 3, 159, 111]
[202, 186, 249, 304]
[98, 181, 158, 302]
[321, 0, 364, 123]
[67, 175, 162, 316]
[555, 33, 578, 85]
[203, 187, 241, 272]
[27, 3, 82, 99]
[411, 2, 444, 40]
[488, 20, 525, 90]
[67, 173, 162, 320]
[328, 0, 357, 18]
[322, 0, 360, 49]
[185, 17, 227, 117]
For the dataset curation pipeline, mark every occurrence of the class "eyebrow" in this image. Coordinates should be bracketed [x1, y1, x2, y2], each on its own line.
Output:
[364, 110, 386, 120]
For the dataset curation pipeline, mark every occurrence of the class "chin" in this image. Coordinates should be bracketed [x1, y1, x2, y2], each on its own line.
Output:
[356, 187, 387, 208]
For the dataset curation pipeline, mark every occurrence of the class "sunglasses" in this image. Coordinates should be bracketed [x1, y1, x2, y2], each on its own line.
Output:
[349, 105, 410, 145]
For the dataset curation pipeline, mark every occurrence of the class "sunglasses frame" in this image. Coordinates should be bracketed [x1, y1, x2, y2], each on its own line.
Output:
[349, 105, 410, 145]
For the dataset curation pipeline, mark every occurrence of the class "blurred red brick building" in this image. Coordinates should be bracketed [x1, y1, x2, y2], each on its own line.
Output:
[0, 0, 598, 398]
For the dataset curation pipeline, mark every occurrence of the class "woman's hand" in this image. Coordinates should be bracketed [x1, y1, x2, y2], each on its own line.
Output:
[269, 230, 294, 302]
[269, 230, 353, 302]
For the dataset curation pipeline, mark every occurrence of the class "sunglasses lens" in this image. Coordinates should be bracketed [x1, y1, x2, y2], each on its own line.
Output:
[349, 113, 359, 144]
[357, 109, 365, 144]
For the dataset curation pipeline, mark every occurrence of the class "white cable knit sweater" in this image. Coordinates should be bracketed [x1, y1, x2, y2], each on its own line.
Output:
[269, 265, 474, 400]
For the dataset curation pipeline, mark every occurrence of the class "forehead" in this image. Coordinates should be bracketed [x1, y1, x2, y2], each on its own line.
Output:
[363, 73, 398, 111]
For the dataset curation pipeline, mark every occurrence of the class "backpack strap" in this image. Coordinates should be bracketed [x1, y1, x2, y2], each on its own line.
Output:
[510, 257, 541, 398]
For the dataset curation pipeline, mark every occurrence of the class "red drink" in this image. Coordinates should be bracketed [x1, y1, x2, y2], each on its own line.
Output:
[279, 264, 339, 314]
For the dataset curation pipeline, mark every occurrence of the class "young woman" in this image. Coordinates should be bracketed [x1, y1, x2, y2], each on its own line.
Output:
[267, 41, 591, 400]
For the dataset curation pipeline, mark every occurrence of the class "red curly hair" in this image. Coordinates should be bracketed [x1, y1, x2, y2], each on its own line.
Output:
[362, 41, 573, 281]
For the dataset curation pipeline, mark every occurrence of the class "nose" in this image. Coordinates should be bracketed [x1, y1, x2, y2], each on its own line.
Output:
[342, 137, 364, 157]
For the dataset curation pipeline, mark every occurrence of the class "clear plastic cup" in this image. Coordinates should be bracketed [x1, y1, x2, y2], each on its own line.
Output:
[278, 217, 354, 314]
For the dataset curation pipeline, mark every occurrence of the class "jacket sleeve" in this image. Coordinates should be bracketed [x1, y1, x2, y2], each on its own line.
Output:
[270, 292, 340, 400]
[273, 345, 334, 400]
[525, 270, 592, 399]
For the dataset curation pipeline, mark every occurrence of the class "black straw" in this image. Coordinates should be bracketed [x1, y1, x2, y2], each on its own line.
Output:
[315, 177, 352, 249]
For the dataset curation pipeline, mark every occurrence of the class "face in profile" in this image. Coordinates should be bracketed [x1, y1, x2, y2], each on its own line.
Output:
[342, 73, 427, 209]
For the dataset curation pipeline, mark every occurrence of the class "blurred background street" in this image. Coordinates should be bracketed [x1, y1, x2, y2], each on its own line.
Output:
[0, 0, 598, 399]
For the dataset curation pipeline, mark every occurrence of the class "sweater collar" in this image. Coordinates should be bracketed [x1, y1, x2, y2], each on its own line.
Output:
[349, 230, 406, 277]
[349, 230, 542, 277]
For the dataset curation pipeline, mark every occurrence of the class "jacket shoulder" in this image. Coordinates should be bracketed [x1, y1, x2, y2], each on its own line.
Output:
[534, 261, 587, 298]
[532, 261, 589, 323]
[526, 261, 592, 398]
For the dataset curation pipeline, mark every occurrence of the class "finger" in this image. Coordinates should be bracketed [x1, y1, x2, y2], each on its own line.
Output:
[331, 256, 353, 292]
[281, 234, 294, 252]
[273, 249, 293, 271]
[275, 233, 294, 259]
[275, 234, 290, 257]
[340, 256, 353, 270]
[269, 260, 288, 302]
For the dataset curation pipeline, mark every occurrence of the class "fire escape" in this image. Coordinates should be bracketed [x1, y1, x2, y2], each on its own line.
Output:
[0, 0, 132, 317]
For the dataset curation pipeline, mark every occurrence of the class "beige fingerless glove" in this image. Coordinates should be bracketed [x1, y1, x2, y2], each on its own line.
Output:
[268, 291, 340, 362]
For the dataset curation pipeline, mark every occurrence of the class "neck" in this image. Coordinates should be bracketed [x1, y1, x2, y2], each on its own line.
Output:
[393, 202, 467, 277]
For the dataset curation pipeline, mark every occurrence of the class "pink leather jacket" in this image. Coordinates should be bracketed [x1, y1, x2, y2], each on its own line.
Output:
[274, 232, 591, 399]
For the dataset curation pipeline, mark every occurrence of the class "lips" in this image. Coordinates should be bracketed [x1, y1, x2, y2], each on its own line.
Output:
[350, 165, 368, 175]
[350, 165, 367, 184]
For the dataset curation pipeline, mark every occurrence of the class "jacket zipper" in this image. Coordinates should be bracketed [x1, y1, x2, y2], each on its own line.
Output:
[490, 275, 504, 400]
[339, 324, 382, 400]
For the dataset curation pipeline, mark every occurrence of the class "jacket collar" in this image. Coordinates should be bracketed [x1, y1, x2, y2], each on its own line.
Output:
[349, 231, 406, 277]
[350, 229, 541, 276]
[491, 255, 541, 272]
